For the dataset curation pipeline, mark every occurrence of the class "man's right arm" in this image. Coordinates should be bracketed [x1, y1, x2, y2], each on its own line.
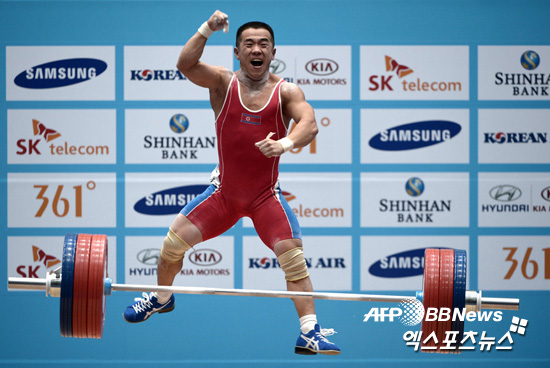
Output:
[176, 10, 230, 90]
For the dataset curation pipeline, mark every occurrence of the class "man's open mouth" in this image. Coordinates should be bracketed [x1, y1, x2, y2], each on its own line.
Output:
[251, 59, 263, 67]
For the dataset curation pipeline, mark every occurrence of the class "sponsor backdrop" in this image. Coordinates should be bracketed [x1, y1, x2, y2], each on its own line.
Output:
[1, 1, 549, 367]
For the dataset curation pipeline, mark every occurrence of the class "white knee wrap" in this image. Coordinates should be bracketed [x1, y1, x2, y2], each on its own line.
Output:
[277, 247, 309, 282]
[160, 228, 192, 263]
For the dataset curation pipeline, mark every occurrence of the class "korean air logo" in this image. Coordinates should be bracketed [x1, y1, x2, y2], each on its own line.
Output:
[14, 58, 107, 89]
[489, 185, 522, 202]
[369, 121, 461, 151]
[484, 132, 548, 144]
[130, 69, 186, 81]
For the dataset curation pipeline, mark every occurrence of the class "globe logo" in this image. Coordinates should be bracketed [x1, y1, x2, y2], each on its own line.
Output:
[399, 298, 425, 326]
[520, 50, 540, 70]
[170, 114, 189, 133]
[405, 177, 425, 197]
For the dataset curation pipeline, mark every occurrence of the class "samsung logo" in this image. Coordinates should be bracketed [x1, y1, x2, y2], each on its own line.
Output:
[369, 121, 461, 151]
[134, 185, 209, 215]
[14, 58, 107, 89]
[368, 248, 425, 278]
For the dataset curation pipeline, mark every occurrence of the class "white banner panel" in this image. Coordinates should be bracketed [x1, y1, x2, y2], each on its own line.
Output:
[6, 46, 115, 101]
[125, 172, 211, 228]
[478, 46, 550, 100]
[125, 109, 218, 164]
[478, 172, 550, 227]
[361, 236, 469, 291]
[7, 109, 116, 164]
[478, 109, 550, 164]
[8, 173, 116, 228]
[280, 109, 352, 164]
[479, 236, 550, 290]
[243, 236, 351, 291]
[124, 46, 233, 100]
[273, 46, 351, 100]
[361, 172, 469, 227]
[361, 109, 469, 164]
[8, 236, 116, 283]
[125, 236, 234, 288]
[243, 172, 352, 228]
[360, 46, 469, 100]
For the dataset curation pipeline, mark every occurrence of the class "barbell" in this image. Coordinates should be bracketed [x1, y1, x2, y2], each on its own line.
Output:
[8, 233, 519, 353]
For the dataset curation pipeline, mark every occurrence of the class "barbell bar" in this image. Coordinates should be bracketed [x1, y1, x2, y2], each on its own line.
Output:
[7, 233, 520, 352]
[8, 275, 519, 310]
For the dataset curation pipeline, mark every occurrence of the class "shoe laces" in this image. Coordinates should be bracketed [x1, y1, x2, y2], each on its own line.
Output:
[317, 328, 337, 342]
[132, 292, 155, 313]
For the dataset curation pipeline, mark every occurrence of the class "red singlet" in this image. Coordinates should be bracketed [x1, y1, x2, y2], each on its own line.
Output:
[182, 74, 301, 249]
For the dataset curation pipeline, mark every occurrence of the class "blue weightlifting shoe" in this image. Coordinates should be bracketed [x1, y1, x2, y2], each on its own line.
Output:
[295, 324, 341, 355]
[123, 292, 175, 323]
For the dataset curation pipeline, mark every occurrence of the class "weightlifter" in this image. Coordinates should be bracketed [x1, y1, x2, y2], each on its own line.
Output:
[123, 10, 340, 355]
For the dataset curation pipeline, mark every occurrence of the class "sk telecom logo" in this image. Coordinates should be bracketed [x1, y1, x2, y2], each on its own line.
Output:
[16, 120, 61, 155]
[17, 246, 61, 278]
[33, 119, 61, 142]
[386, 56, 414, 78]
[282, 190, 296, 202]
[33, 246, 61, 268]
[368, 55, 462, 93]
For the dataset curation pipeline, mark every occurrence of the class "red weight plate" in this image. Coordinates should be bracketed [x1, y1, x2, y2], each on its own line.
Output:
[437, 249, 454, 353]
[87, 234, 108, 339]
[73, 233, 92, 338]
[421, 248, 440, 353]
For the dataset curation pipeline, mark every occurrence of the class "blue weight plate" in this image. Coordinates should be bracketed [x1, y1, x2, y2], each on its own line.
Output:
[451, 249, 466, 353]
[60, 233, 77, 337]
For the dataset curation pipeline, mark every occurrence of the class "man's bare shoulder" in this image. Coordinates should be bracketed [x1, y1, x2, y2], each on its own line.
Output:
[213, 66, 234, 85]
[279, 79, 306, 101]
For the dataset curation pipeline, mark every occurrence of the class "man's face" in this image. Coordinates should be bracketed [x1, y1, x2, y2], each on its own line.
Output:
[235, 28, 276, 80]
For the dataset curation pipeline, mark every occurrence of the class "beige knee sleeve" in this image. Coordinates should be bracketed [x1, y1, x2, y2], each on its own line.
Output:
[160, 228, 192, 263]
[277, 247, 309, 282]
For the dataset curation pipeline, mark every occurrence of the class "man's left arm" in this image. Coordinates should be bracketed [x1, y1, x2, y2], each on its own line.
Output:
[255, 83, 318, 158]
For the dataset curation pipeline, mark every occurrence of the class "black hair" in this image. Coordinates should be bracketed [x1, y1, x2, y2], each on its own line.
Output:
[236, 21, 275, 47]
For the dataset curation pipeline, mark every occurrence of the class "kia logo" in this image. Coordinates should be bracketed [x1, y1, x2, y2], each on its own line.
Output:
[188, 249, 222, 266]
[305, 58, 339, 76]
[541, 186, 550, 202]
[489, 185, 522, 202]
